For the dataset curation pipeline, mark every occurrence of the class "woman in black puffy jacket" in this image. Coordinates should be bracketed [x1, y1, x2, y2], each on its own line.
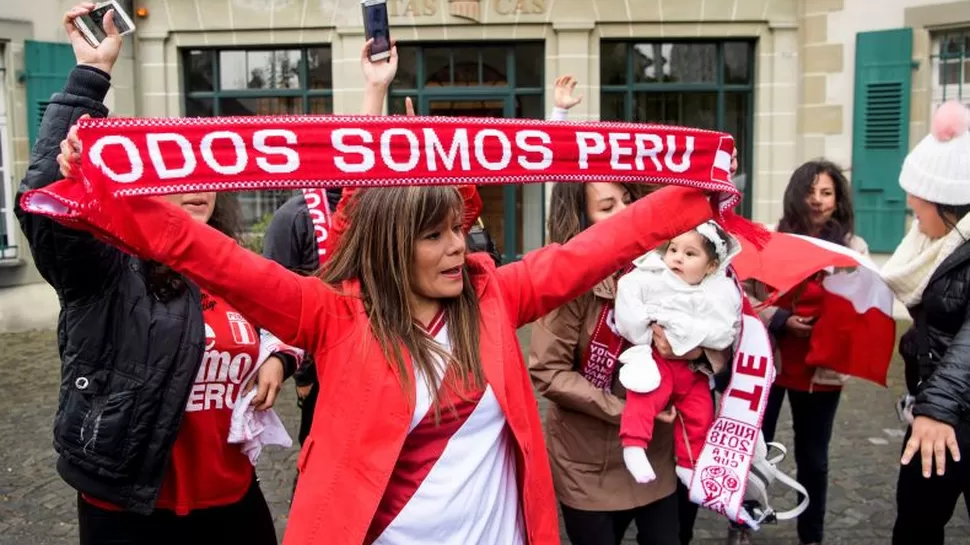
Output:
[16, 6, 300, 543]
[882, 101, 970, 545]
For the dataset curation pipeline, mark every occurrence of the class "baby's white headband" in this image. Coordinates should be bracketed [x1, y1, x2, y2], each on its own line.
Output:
[695, 221, 727, 262]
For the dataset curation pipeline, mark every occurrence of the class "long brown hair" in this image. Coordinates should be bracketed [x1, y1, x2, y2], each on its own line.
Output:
[148, 194, 242, 301]
[547, 182, 656, 244]
[320, 186, 484, 410]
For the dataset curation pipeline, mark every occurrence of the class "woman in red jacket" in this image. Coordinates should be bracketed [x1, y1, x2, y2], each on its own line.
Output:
[37, 53, 717, 545]
[748, 160, 867, 545]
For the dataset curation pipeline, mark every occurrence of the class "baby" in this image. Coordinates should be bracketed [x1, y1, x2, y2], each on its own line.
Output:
[614, 221, 742, 485]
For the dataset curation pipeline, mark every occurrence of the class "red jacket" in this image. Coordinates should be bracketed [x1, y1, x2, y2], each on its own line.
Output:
[61, 185, 712, 544]
[773, 279, 840, 392]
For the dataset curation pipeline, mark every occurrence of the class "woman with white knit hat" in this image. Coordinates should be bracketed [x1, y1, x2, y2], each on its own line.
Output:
[882, 100, 970, 544]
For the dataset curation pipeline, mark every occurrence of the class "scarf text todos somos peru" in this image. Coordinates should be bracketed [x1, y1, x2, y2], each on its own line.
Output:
[67, 115, 741, 211]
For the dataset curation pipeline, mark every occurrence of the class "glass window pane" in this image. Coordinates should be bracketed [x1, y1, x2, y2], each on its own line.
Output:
[633, 92, 716, 129]
[943, 34, 962, 57]
[219, 97, 303, 116]
[185, 96, 214, 117]
[453, 48, 478, 85]
[600, 42, 627, 86]
[680, 93, 717, 129]
[388, 96, 409, 115]
[941, 60, 960, 85]
[269, 50, 301, 89]
[219, 50, 247, 90]
[307, 47, 333, 89]
[515, 94, 542, 119]
[428, 98, 504, 117]
[725, 93, 750, 179]
[394, 46, 419, 89]
[185, 50, 214, 92]
[482, 46, 508, 85]
[424, 48, 451, 87]
[600, 92, 626, 121]
[633, 43, 716, 83]
[245, 50, 274, 89]
[723, 42, 752, 85]
[308, 96, 333, 114]
[514, 43, 543, 88]
[633, 93, 678, 124]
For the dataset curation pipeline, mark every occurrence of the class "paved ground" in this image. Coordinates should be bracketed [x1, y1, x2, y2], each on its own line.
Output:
[1, 326, 969, 544]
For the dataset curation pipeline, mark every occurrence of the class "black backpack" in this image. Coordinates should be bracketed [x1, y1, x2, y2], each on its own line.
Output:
[466, 218, 502, 267]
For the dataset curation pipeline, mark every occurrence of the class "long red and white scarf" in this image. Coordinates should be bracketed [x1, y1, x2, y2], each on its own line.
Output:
[66, 115, 742, 209]
[687, 272, 776, 528]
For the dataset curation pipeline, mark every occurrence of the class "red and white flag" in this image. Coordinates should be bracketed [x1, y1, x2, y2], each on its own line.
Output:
[732, 232, 896, 386]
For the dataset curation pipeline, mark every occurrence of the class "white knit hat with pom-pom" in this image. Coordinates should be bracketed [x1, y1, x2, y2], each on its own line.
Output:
[899, 101, 970, 205]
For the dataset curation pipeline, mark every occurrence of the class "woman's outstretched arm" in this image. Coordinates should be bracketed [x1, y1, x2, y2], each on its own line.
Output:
[497, 186, 714, 328]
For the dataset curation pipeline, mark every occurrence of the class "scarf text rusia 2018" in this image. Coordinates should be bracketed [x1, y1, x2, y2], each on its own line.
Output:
[73, 115, 740, 211]
[687, 277, 776, 529]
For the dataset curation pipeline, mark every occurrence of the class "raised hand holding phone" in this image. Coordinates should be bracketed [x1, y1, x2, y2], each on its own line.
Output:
[360, 38, 398, 89]
[63, 2, 123, 74]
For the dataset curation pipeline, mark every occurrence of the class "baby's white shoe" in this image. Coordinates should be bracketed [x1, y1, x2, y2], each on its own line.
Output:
[617, 349, 662, 394]
[623, 447, 657, 484]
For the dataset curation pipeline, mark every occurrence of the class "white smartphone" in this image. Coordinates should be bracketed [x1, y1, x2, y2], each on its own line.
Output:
[361, 0, 391, 62]
[73, 1, 136, 48]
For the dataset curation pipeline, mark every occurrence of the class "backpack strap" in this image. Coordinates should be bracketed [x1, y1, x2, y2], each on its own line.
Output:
[740, 435, 810, 526]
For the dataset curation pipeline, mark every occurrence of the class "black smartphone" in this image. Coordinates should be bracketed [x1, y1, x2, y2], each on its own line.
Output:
[361, 0, 391, 62]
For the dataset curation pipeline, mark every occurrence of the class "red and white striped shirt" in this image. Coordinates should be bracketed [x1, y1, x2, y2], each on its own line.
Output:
[365, 310, 524, 545]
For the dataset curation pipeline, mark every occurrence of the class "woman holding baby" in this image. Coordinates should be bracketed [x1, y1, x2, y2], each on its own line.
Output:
[529, 179, 737, 545]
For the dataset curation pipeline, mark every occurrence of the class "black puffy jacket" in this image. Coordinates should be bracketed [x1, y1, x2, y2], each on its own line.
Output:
[15, 66, 296, 514]
[900, 239, 970, 427]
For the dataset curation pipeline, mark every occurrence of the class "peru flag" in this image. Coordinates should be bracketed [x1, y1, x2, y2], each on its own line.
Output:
[733, 232, 896, 386]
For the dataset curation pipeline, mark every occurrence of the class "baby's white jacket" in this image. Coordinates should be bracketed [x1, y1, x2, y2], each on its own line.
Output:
[614, 244, 742, 393]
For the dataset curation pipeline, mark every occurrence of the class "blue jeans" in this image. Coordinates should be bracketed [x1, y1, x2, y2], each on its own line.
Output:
[762, 385, 842, 544]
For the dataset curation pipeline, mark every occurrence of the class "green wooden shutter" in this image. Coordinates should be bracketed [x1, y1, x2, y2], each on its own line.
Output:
[23, 40, 76, 148]
[851, 28, 913, 253]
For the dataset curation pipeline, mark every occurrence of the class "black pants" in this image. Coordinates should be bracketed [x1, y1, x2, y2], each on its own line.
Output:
[761, 385, 841, 545]
[297, 381, 319, 446]
[676, 481, 699, 545]
[77, 476, 277, 545]
[893, 423, 970, 545]
[561, 492, 680, 545]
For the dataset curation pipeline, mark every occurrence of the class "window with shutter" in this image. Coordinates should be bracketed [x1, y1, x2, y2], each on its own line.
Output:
[23, 40, 76, 149]
[851, 29, 913, 253]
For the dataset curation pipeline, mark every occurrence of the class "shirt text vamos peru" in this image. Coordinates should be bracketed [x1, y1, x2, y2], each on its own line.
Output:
[73, 117, 737, 195]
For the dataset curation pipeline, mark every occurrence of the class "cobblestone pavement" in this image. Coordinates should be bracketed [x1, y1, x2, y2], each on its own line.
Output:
[2, 327, 969, 544]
